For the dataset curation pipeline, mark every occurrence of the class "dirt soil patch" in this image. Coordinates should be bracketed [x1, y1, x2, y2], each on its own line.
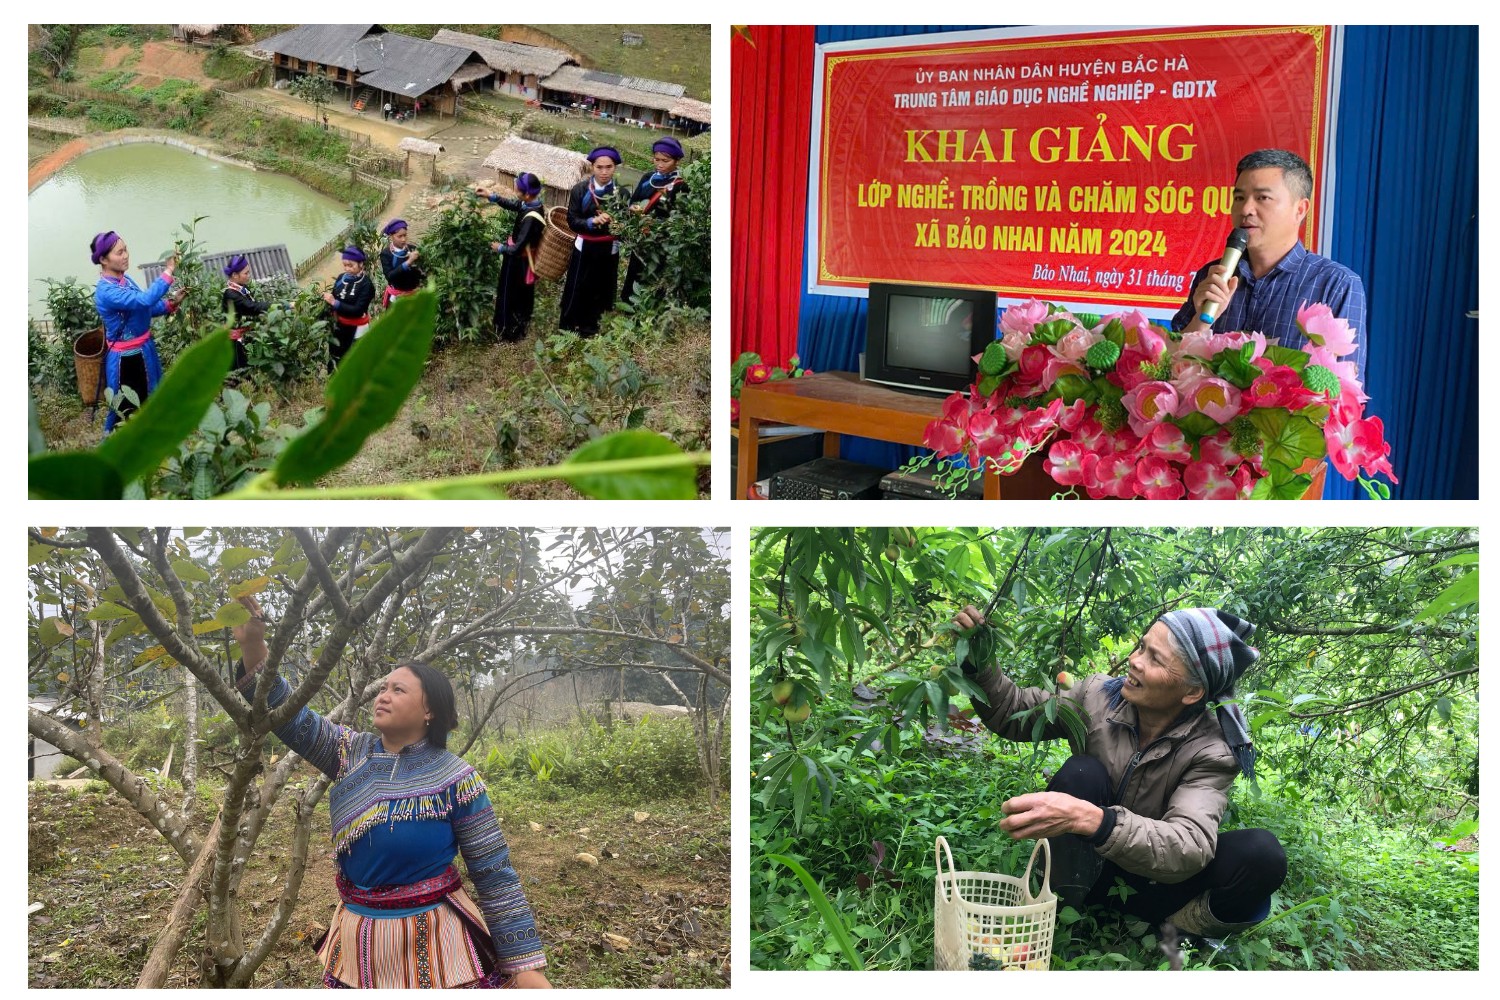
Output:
[28, 779, 728, 988]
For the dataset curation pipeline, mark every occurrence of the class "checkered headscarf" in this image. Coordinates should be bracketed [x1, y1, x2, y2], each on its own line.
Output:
[1158, 608, 1259, 780]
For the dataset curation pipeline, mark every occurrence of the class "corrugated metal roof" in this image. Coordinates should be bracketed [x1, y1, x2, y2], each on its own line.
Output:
[481, 136, 588, 191]
[430, 29, 574, 77]
[539, 65, 684, 113]
[669, 97, 712, 124]
[354, 33, 481, 95]
[139, 245, 297, 285]
[253, 24, 382, 70]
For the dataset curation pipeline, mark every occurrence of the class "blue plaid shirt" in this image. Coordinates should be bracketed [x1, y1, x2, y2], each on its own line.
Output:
[1171, 243, 1367, 382]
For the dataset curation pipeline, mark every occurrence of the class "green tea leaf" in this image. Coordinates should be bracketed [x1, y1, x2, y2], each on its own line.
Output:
[96, 330, 234, 486]
[219, 547, 269, 573]
[560, 430, 696, 500]
[273, 289, 437, 485]
[215, 601, 252, 627]
[29, 452, 124, 500]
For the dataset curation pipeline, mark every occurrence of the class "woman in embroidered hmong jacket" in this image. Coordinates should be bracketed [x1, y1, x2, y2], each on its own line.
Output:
[620, 136, 689, 306]
[233, 596, 551, 989]
[89, 231, 178, 433]
[475, 173, 547, 342]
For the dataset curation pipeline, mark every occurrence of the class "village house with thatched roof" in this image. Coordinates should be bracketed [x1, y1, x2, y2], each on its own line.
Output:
[481, 136, 588, 206]
[430, 29, 576, 101]
[252, 24, 491, 118]
[668, 96, 712, 135]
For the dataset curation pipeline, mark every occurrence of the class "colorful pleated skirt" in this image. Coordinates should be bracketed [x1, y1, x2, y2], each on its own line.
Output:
[317, 885, 514, 989]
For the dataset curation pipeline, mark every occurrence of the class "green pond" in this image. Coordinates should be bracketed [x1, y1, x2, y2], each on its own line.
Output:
[29, 142, 347, 318]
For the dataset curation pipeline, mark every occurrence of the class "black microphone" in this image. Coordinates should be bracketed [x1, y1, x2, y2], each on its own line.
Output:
[1198, 227, 1249, 325]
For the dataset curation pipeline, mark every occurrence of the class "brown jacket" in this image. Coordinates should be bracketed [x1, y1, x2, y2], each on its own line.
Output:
[970, 668, 1239, 883]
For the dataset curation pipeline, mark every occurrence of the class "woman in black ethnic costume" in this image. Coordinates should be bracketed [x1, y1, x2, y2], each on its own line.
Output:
[230, 595, 551, 989]
[221, 255, 267, 376]
[621, 136, 689, 306]
[378, 219, 425, 310]
[324, 246, 376, 371]
[558, 147, 625, 337]
[475, 172, 547, 342]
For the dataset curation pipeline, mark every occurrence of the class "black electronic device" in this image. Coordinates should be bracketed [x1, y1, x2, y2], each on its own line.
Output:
[770, 457, 887, 500]
[863, 281, 998, 394]
[879, 466, 984, 500]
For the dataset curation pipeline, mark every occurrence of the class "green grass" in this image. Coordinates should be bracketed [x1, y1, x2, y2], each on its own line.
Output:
[749, 706, 1479, 972]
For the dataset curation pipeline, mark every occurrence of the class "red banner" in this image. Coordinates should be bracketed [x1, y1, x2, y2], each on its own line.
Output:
[810, 25, 1336, 312]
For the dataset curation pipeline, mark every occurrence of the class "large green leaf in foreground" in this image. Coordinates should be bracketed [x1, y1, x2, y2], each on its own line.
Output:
[273, 289, 437, 486]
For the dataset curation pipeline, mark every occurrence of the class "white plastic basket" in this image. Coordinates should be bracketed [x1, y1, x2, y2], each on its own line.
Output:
[934, 835, 1056, 970]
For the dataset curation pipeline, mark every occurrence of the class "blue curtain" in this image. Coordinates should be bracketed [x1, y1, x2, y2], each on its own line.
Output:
[796, 25, 1478, 498]
[1324, 26, 1477, 499]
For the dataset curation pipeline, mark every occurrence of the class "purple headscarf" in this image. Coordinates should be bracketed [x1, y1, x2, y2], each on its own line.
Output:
[651, 136, 684, 160]
[223, 254, 249, 278]
[90, 231, 120, 265]
[516, 172, 542, 198]
[340, 246, 366, 263]
[382, 219, 408, 236]
[586, 147, 622, 165]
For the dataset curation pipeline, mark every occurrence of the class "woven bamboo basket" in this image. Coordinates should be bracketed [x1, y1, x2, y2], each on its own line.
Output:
[934, 836, 1056, 971]
[73, 328, 105, 405]
[534, 205, 574, 281]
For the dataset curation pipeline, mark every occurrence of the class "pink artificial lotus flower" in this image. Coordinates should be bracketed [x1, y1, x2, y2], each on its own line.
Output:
[1248, 365, 1318, 410]
[1119, 311, 1164, 356]
[1044, 440, 1088, 486]
[1017, 344, 1052, 386]
[1179, 376, 1243, 424]
[1040, 355, 1090, 391]
[1122, 381, 1179, 437]
[1054, 325, 1101, 362]
[1297, 302, 1358, 357]
[746, 363, 772, 384]
[1000, 326, 1032, 361]
[1305, 343, 1366, 404]
[1184, 460, 1238, 499]
[1001, 299, 1051, 336]
[1145, 423, 1192, 464]
[730, 398, 740, 423]
[1135, 456, 1185, 499]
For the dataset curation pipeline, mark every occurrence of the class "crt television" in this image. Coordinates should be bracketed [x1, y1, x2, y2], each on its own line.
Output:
[863, 281, 997, 394]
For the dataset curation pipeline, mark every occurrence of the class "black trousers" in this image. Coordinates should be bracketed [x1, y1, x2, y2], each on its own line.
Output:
[1048, 755, 1286, 923]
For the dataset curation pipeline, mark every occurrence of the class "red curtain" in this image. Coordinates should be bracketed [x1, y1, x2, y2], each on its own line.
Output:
[730, 26, 814, 368]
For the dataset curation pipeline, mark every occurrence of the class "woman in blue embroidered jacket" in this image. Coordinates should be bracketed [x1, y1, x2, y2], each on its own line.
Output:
[89, 231, 178, 433]
[233, 596, 551, 989]
[620, 136, 689, 306]
[558, 147, 624, 337]
[475, 173, 547, 342]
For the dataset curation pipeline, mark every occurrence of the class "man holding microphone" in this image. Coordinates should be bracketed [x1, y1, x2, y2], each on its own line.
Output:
[1172, 149, 1368, 382]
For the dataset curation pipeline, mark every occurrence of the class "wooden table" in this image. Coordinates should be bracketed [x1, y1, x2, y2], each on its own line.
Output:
[735, 371, 1056, 500]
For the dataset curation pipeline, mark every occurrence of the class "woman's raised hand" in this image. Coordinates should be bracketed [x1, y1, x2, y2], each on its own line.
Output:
[232, 594, 268, 672]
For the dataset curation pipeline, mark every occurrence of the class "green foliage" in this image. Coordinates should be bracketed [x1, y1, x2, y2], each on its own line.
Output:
[614, 154, 711, 312]
[287, 73, 335, 116]
[83, 101, 140, 129]
[152, 387, 282, 499]
[237, 275, 334, 384]
[479, 716, 724, 801]
[29, 321, 78, 393]
[202, 44, 266, 86]
[421, 196, 504, 344]
[42, 277, 101, 335]
[749, 526, 1479, 971]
